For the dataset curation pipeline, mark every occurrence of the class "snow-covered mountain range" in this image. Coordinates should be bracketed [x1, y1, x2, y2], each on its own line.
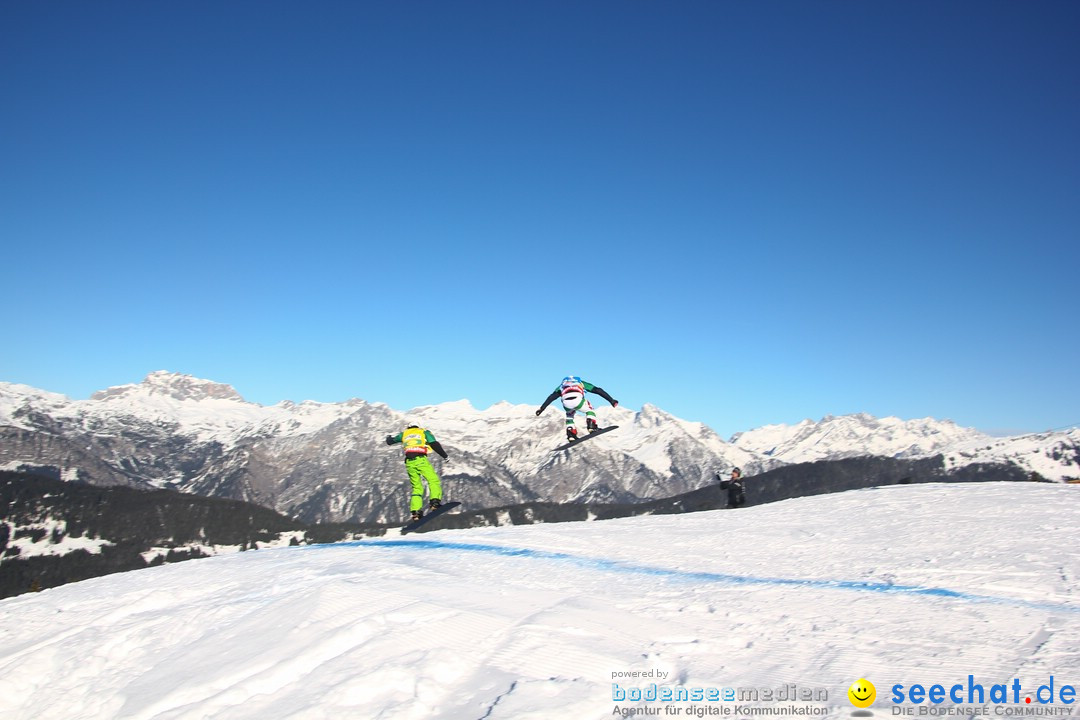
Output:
[730, 412, 1080, 479]
[1, 371, 1077, 523]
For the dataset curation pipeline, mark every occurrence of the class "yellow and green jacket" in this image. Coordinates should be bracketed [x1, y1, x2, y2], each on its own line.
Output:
[385, 426, 449, 460]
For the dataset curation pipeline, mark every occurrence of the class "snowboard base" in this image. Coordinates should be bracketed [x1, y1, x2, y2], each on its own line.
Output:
[552, 425, 619, 452]
[400, 501, 461, 534]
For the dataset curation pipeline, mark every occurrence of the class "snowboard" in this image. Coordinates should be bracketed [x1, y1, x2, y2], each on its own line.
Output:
[552, 425, 619, 452]
[400, 501, 461, 535]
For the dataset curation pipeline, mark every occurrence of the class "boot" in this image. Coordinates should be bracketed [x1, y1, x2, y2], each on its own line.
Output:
[587, 418, 601, 433]
[410, 510, 424, 522]
[566, 426, 578, 442]
[429, 498, 442, 511]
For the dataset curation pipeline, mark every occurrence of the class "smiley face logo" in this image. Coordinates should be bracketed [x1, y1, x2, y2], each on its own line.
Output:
[848, 679, 876, 708]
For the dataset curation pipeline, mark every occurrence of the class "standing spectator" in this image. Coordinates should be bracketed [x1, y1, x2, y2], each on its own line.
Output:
[717, 467, 747, 508]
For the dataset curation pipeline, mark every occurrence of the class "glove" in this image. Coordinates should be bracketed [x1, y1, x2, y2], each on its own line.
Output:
[535, 408, 543, 416]
[612, 400, 619, 407]
[384, 435, 394, 445]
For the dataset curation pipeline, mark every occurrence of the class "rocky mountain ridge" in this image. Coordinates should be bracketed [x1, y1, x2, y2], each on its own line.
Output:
[1, 372, 1076, 523]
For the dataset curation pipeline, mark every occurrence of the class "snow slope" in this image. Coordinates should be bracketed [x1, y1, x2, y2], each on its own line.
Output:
[2, 482, 1079, 719]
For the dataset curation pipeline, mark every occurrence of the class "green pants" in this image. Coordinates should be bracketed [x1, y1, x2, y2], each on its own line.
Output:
[405, 455, 442, 512]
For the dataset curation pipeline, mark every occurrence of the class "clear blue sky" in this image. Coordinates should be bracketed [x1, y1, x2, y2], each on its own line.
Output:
[2, 1, 1078, 438]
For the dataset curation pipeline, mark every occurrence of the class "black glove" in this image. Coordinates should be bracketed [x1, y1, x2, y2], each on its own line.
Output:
[384, 435, 394, 445]
[611, 399, 619, 407]
[535, 408, 543, 416]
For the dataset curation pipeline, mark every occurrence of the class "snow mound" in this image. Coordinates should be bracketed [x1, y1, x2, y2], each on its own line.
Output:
[1, 482, 1079, 719]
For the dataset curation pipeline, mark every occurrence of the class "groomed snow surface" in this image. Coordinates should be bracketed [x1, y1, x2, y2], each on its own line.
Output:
[2, 482, 1079, 720]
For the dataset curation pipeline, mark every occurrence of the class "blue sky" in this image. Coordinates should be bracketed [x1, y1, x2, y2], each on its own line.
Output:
[2, 1, 1077, 438]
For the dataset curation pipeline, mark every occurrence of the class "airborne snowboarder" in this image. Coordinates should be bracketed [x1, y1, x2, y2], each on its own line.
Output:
[536, 376, 619, 443]
[385, 424, 449, 522]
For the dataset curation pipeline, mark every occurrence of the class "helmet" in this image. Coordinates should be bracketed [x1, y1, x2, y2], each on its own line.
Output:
[731, 467, 742, 477]
[406, 424, 420, 429]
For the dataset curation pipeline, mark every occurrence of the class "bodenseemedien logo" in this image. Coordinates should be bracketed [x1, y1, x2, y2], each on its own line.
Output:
[608, 674, 831, 716]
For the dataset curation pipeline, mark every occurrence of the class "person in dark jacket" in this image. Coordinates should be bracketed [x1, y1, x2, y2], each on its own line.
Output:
[718, 467, 746, 509]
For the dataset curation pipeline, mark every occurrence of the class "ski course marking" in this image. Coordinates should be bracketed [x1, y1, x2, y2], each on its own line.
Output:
[341, 538, 1080, 615]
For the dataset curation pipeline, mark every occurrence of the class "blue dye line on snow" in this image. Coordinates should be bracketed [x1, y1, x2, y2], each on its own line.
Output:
[337, 538, 1080, 615]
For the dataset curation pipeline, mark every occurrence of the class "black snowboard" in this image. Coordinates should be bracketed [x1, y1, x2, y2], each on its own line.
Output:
[551, 425, 619, 452]
[400, 501, 461, 535]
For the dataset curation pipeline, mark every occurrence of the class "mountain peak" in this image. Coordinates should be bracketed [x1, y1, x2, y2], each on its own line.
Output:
[91, 371, 246, 403]
[731, 412, 989, 464]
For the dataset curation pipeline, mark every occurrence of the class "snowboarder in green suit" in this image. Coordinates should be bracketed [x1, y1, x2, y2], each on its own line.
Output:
[385, 424, 449, 522]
